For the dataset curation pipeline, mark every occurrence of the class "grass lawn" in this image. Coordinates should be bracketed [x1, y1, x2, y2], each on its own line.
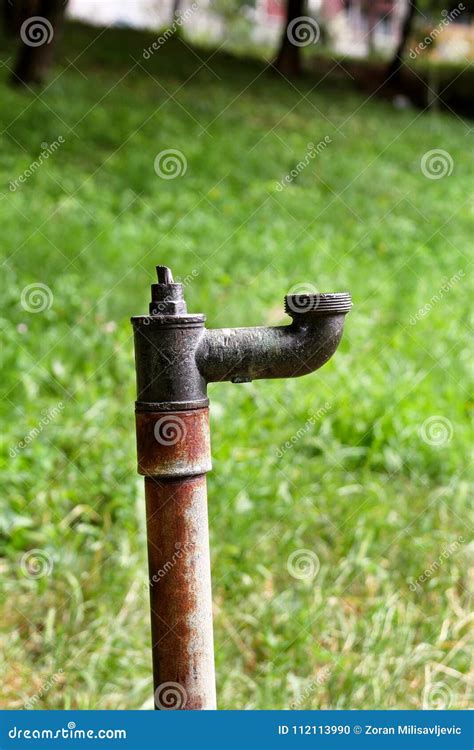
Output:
[0, 23, 472, 710]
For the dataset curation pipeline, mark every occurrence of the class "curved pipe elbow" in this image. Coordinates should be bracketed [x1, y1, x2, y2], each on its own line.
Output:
[196, 314, 347, 384]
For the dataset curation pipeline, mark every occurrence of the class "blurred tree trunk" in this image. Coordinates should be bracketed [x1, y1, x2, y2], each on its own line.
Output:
[171, 0, 181, 24]
[387, 0, 417, 83]
[366, 6, 378, 56]
[3, 0, 34, 35]
[275, 0, 305, 77]
[11, 0, 68, 87]
[3, 0, 19, 35]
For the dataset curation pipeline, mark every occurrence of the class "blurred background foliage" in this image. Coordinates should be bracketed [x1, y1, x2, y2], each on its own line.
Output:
[0, 11, 472, 711]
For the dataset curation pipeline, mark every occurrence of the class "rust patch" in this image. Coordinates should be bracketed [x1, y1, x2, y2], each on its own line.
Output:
[136, 408, 211, 478]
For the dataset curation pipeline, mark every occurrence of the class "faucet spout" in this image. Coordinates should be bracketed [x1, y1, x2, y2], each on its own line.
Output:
[197, 293, 351, 384]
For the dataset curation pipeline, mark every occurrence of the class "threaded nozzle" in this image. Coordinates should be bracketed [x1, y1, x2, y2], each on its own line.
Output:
[284, 292, 352, 316]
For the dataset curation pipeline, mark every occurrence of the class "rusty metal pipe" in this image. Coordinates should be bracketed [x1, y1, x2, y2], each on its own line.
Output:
[132, 265, 351, 710]
[145, 471, 216, 711]
[135, 405, 215, 710]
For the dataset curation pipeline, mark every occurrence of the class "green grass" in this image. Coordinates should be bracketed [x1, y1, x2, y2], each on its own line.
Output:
[0, 23, 472, 710]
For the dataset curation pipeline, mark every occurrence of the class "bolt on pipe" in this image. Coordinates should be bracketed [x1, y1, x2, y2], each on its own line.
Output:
[132, 266, 351, 710]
